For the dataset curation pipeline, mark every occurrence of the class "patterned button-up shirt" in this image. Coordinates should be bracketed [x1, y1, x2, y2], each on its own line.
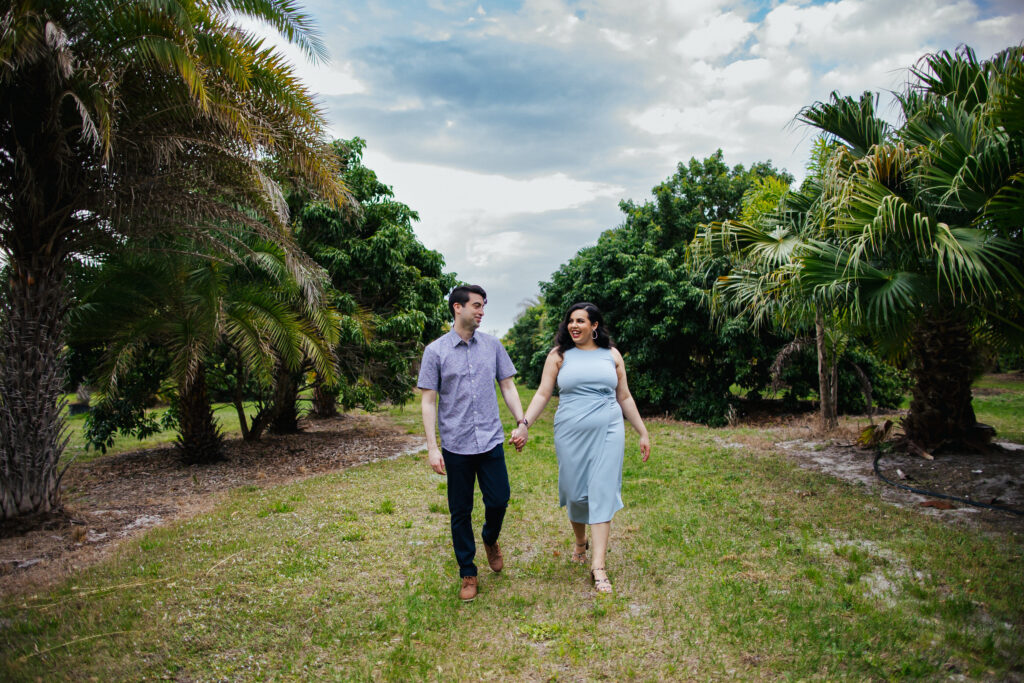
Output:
[418, 329, 517, 455]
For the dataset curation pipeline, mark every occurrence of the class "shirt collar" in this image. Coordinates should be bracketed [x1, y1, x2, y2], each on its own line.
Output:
[447, 328, 477, 346]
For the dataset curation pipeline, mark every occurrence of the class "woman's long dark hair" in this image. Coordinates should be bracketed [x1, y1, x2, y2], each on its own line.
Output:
[555, 302, 615, 356]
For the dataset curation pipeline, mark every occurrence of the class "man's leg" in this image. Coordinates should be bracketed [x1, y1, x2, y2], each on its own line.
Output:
[442, 449, 478, 578]
[477, 443, 511, 549]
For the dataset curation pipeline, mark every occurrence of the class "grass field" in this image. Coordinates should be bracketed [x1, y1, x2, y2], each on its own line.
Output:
[3, 383, 1021, 680]
[973, 375, 1024, 443]
[61, 399, 309, 465]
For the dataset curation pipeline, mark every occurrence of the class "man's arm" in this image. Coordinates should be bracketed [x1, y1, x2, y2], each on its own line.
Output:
[420, 389, 445, 474]
[497, 377, 526, 451]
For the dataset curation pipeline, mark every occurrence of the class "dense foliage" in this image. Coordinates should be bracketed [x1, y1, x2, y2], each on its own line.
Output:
[777, 341, 911, 414]
[293, 139, 456, 413]
[508, 152, 793, 425]
[72, 235, 339, 462]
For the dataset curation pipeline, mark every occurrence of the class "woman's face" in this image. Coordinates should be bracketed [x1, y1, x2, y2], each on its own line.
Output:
[566, 308, 598, 345]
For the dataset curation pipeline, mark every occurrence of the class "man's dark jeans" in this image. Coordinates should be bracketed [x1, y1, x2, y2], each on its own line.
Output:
[442, 443, 510, 578]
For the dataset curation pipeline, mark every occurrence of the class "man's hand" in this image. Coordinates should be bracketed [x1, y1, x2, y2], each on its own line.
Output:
[428, 446, 446, 474]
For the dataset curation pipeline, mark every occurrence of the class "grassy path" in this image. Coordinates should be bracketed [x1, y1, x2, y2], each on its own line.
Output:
[2, 392, 1022, 680]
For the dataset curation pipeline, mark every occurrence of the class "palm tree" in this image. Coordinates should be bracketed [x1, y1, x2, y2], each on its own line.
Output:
[690, 141, 851, 430]
[74, 237, 338, 464]
[0, 1, 342, 517]
[797, 46, 1024, 451]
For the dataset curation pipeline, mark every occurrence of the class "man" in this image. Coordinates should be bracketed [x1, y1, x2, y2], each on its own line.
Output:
[418, 285, 527, 602]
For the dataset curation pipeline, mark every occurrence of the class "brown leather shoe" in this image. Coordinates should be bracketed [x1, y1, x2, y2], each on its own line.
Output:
[484, 542, 504, 572]
[459, 576, 478, 601]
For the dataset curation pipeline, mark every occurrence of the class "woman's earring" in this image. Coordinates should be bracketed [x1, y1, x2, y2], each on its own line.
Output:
[592, 328, 598, 340]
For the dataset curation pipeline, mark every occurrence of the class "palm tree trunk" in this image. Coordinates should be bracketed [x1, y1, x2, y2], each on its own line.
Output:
[311, 376, 338, 418]
[176, 364, 224, 464]
[0, 262, 70, 520]
[903, 311, 986, 451]
[269, 363, 300, 434]
[815, 306, 838, 432]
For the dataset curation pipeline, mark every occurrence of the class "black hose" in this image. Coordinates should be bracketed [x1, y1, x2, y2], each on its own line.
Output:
[873, 451, 1024, 517]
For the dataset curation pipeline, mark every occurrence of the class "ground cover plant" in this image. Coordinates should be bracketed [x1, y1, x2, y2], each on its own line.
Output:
[1, 387, 1022, 680]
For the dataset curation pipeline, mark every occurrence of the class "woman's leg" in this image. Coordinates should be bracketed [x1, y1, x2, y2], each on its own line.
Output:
[590, 521, 610, 572]
[570, 520, 587, 546]
[569, 519, 587, 562]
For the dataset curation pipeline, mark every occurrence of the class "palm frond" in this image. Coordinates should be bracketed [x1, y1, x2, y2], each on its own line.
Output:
[797, 91, 892, 157]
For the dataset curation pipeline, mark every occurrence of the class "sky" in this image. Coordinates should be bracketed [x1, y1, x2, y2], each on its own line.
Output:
[256, 0, 1024, 336]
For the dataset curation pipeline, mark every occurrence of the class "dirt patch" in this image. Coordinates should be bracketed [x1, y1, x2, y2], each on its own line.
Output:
[775, 437, 1024, 535]
[0, 414, 425, 597]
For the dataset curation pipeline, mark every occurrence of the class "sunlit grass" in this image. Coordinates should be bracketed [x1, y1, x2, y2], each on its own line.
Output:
[973, 374, 1024, 443]
[61, 400, 313, 465]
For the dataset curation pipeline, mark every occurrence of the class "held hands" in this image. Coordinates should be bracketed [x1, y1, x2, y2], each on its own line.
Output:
[639, 434, 651, 463]
[509, 424, 528, 452]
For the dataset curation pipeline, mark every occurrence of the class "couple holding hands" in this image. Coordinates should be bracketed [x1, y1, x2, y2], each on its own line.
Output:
[418, 285, 651, 601]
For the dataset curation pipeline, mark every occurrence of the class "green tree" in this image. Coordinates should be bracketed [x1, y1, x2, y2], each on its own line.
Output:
[503, 298, 551, 389]
[798, 46, 1024, 450]
[539, 152, 791, 423]
[292, 138, 455, 417]
[0, 0, 340, 517]
[690, 139, 853, 429]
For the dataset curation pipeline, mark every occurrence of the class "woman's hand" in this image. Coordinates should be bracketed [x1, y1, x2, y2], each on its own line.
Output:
[639, 434, 651, 462]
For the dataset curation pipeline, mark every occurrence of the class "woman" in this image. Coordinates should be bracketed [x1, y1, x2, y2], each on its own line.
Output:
[513, 302, 650, 593]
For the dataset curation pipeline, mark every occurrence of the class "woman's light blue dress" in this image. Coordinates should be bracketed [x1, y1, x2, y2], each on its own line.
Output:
[554, 347, 625, 524]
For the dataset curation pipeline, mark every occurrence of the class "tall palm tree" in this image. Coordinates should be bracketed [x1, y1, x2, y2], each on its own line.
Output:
[0, 0, 343, 517]
[798, 46, 1024, 451]
[74, 237, 339, 464]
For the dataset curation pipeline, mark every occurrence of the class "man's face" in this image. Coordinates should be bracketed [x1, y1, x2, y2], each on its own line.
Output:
[454, 292, 485, 331]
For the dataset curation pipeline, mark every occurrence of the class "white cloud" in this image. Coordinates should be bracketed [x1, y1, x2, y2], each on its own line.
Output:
[673, 11, 756, 60]
[464, 231, 527, 267]
[362, 149, 623, 252]
[718, 58, 773, 87]
[298, 59, 367, 97]
[600, 27, 634, 51]
[629, 99, 741, 138]
[758, 0, 978, 64]
[748, 104, 795, 128]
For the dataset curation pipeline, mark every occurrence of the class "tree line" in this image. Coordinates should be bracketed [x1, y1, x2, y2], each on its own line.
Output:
[505, 45, 1024, 454]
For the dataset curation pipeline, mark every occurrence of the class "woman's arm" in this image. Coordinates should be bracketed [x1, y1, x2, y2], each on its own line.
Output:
[612, 348, 651, 462]
[510, 348, 562, 446]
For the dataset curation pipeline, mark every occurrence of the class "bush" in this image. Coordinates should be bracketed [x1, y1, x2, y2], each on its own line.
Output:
[777, 341, 909, 414]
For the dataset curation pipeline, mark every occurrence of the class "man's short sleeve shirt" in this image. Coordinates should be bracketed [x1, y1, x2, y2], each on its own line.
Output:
[418, 329, 517, 455]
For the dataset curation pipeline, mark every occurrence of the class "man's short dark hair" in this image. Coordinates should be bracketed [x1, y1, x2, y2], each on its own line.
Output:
[448, 285, 487, 319]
